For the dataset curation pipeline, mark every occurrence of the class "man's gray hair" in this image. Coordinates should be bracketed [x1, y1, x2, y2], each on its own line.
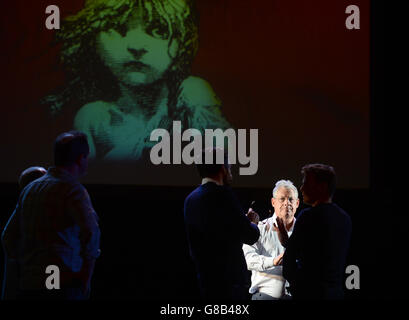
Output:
[272, 180, 299, 199]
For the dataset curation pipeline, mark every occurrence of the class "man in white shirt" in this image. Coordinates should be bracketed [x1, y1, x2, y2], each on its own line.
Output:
[243, 180, 299, 300]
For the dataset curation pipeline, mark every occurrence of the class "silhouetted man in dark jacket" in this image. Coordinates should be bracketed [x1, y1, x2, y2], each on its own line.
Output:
[184, 148, 260, 300]
[282, 163, 352, 299]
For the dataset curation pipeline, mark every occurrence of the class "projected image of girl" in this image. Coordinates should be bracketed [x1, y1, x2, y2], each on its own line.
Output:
[43, 0, 230, 160]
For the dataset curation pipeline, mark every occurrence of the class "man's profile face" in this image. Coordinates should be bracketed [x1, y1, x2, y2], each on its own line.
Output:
[78, 153, 89, 177]
[222, 164, 232, 186]
[300, 172, 320, 205]
[271, 187, 299, 221]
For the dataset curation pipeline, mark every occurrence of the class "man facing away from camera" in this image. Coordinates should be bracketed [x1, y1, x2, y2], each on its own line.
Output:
[1, 166, 47, 300]
[184, 148, 260, 300]
[283, 163, 352, 299]
[1, 131, 101, 300]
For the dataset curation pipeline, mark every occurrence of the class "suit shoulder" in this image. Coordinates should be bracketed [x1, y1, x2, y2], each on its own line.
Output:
[184, 185, 204, 204]
[297, 207, 312, 219]
[334, 204, 352, 224]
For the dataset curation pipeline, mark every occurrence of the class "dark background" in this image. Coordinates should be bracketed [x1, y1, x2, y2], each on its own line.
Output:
[0, 1, 402, 303]
[0, 185, 381, 300]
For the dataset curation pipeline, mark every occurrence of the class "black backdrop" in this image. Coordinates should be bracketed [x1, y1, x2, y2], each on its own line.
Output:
[0, 184, 381, 300]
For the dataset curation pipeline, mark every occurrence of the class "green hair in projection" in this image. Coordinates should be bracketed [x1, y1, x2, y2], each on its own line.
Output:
[43, 0, 230, 161]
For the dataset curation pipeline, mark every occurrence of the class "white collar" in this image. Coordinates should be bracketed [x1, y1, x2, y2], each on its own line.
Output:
[270, 213, 296, 232]
[201, 177, 222, 186]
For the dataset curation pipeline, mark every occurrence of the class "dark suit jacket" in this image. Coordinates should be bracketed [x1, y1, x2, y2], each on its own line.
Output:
[283, 203, 352, 299]
[184, 182, 260, 300]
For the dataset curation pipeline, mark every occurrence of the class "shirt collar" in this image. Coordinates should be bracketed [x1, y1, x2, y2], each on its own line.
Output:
[201, 177, 222, 186]
[47, 166, 77, 182]
[270, 213, 296, 232]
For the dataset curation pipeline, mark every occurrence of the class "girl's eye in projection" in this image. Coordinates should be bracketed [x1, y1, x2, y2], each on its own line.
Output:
[116, 24, 128, 37]
[147, 22, 169, 40]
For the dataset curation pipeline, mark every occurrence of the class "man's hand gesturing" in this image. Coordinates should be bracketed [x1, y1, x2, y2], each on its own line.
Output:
[273, 217, 289, 247]
[246, 208, 260, 225]
[273, 252, 284, 266]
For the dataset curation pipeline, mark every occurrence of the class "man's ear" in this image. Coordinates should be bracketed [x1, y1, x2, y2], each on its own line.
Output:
[271, 197, 275, 207]
[221, 165, 228, 176]
[295, 198, 300, 209]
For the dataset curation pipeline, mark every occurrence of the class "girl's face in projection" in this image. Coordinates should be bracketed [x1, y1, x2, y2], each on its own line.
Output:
[96, 10, 178, 87]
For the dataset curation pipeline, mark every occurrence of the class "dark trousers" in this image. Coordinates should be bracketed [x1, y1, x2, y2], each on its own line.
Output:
[290, 283, 344, 300]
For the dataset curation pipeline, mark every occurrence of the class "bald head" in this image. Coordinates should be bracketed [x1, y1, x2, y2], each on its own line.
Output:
[19, 166, 47, 190]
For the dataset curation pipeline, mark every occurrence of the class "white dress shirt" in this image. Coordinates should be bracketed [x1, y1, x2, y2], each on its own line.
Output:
[242, 214, 295, 298]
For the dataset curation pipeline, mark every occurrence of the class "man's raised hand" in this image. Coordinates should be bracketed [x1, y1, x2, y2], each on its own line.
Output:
[273, 217, 289, 247]
[246, 208, 260, 225]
